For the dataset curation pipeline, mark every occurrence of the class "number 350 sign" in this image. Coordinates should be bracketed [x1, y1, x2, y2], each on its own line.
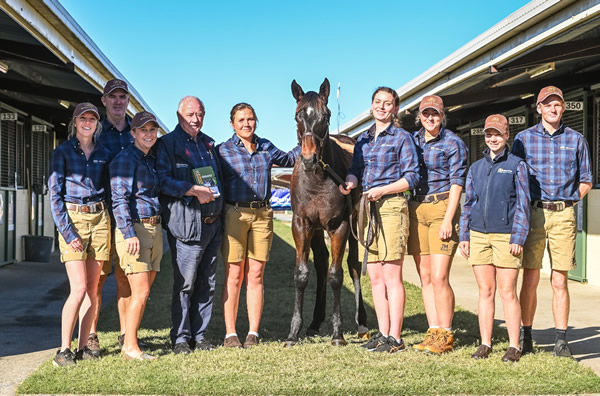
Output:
[565, 101, 583, 111]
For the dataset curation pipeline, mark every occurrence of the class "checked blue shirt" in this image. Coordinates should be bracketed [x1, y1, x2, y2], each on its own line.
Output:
[512, 122, 592, 201]
[98, 117, 133, 161]
[110, 145, 161, 239]
[48, 137, 110, 244]
[412, 127, 468, 195]
[217, 134, 300, 202]
[348, 124, 419, 191]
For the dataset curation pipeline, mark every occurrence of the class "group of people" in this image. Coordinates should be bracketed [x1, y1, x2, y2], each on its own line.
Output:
[340, 85, 591, 363]
[49, 79, 300, 366]
[49, 80, 590, 367]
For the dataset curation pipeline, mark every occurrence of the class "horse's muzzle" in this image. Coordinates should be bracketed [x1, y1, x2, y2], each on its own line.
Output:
[301, 154, 317, 170]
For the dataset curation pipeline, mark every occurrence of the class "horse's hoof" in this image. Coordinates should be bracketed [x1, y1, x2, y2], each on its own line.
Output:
[331, 338, 347, 346]
[284, 340, 297, 348]
[357, 332, 370, 340]
[306, 328, 318, 337]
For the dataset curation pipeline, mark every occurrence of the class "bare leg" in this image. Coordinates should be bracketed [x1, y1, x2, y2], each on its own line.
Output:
[115, 264, 131, 335]
[223, 260, 245, 335]
[520, 268, 540, 326]
[472, 264, 496, 346]
[245, 258, 266, 334]
[430, 254, 455, 328]
[367, 261, 390, 336]
[76, 259, 102, 350]
[414, 255, 438, 327]
[123, 271, 153, 355]
[61, 260, 87, 350]
[89, 273, 108, 334]
[551, 269, 570, 330]
[497, 267, 521, 348]
[382, 259, 405, 340]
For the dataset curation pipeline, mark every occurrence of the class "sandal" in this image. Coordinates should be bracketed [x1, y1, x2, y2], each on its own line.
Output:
[122, 350, 156, 361]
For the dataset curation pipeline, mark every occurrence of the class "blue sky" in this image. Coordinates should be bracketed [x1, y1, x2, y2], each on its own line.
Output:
[61, 0, 529, 148]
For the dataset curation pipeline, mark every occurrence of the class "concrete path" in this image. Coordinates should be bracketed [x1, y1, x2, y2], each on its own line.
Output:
[403, 254, 600, 374]
[0, 254, 116, 396]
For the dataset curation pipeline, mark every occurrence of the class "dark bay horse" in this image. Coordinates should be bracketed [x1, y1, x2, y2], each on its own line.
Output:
[286, 78, 368, 346]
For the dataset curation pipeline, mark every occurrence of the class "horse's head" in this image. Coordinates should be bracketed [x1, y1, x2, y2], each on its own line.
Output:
[291, 78, 331, 170]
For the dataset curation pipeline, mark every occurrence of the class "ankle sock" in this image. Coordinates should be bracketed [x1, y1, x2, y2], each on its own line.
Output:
[225, 333, 238, 339]
[247, 331, 259, 337]
[522, 325, 532, 340]
[555, 328, 567, 342]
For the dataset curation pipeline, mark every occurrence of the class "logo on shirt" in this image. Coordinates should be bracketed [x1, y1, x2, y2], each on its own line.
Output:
[92, 159, 106, 164]
[497, 168, 513, 174]
[429, 146, 444, 152]
[560, 146, 575, 151]
[176, 163, 189, 168]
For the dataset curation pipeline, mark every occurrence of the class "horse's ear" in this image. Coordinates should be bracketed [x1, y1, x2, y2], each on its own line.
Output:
[291, 80, 304, 102]
[319, 78, 330, 105]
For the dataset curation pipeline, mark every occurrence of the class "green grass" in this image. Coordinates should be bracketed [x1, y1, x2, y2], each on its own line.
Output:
[19, 219, 600, 395]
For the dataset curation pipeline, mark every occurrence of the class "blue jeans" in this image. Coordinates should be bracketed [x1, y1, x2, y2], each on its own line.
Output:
[168, 220, 222, 345]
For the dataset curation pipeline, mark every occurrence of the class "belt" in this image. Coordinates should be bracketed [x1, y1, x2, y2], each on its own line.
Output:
[226, 200, 270, 209]
[412, 191, 450, 203]
[133, 215, 161, 225]
[202, 216, 219, 224]
[535, 200, 574, 212]
[65, 201, 105, 214]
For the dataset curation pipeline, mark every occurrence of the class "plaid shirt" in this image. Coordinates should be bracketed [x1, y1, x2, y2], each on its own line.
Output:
[97, 117, 133, 161]
[110, 145, 161, 239]
[512, 122, 592, 201]
[48, 137, 110, 243]
[217, 134, 300, 202]
[348, 124, 419, 190]
[460, 149, 530, 246]
[412, 127, 468, 195]
[155, 125, 223, 217]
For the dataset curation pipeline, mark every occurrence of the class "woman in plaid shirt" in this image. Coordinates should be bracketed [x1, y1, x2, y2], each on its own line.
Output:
[48, 103, 111, 366]
[217, 103, 300, 348]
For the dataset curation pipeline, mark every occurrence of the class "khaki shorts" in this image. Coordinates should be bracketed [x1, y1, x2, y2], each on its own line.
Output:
[468, 230, 522, 269]
[522, 206, 576, 271]
[100, 227, 118, 275]
[407, 198, 459, 256]
[57, 209, 111, 263]
[222, 203, 273, 262]
[115, 222, 163, 274]
[359, 195, 409, 263]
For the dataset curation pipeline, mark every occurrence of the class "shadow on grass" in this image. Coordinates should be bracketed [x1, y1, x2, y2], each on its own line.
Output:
[99, 222, 380, 346]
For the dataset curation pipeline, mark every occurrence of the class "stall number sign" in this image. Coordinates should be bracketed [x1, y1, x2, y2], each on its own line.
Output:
[509, 116, 526, 125]
[0, 113, 18, 121]
[565, 101, 583, 111]
[470, 128, 484, 136]
[32, 125, 47, 132]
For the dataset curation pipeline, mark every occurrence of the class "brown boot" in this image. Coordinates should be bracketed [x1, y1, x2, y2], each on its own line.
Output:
[223, 335, 243, 348]
[425, 329, 454, 354]
[413, 328, 439, 352]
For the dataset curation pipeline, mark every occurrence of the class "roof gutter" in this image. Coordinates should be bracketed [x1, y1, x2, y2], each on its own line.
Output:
[341, 0, 600, 137]
[1, 0, 169, 133]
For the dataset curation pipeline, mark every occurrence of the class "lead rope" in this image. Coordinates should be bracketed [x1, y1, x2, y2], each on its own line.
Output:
[350, 193, 387, 276]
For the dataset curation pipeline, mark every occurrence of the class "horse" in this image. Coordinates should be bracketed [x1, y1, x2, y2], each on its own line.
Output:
[286, 78, 368, 346]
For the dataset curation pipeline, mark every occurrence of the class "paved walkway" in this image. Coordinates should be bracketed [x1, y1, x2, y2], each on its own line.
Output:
[402, 254, 600, 374]
[0, 229, 598, 395]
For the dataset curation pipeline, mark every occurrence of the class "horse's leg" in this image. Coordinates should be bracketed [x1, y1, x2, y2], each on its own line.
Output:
[347, 233, 369, 337]
[285, 215, 313, 347]
[307, 230, 328, 336]
[328, 222, 349, 346]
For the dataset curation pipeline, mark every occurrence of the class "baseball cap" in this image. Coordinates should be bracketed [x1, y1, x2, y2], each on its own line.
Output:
[131, 111, 158, 129]
[419, 95, 444, 114]
[484, 114, 508, 135]
[536, 86, 564, 105]
[73, 102, 100, 119]
[103, 78, 129, 95]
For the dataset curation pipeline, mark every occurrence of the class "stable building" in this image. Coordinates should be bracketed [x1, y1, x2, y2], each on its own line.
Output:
[338, 0, 600, 285]
[0, 0, 166, 266]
